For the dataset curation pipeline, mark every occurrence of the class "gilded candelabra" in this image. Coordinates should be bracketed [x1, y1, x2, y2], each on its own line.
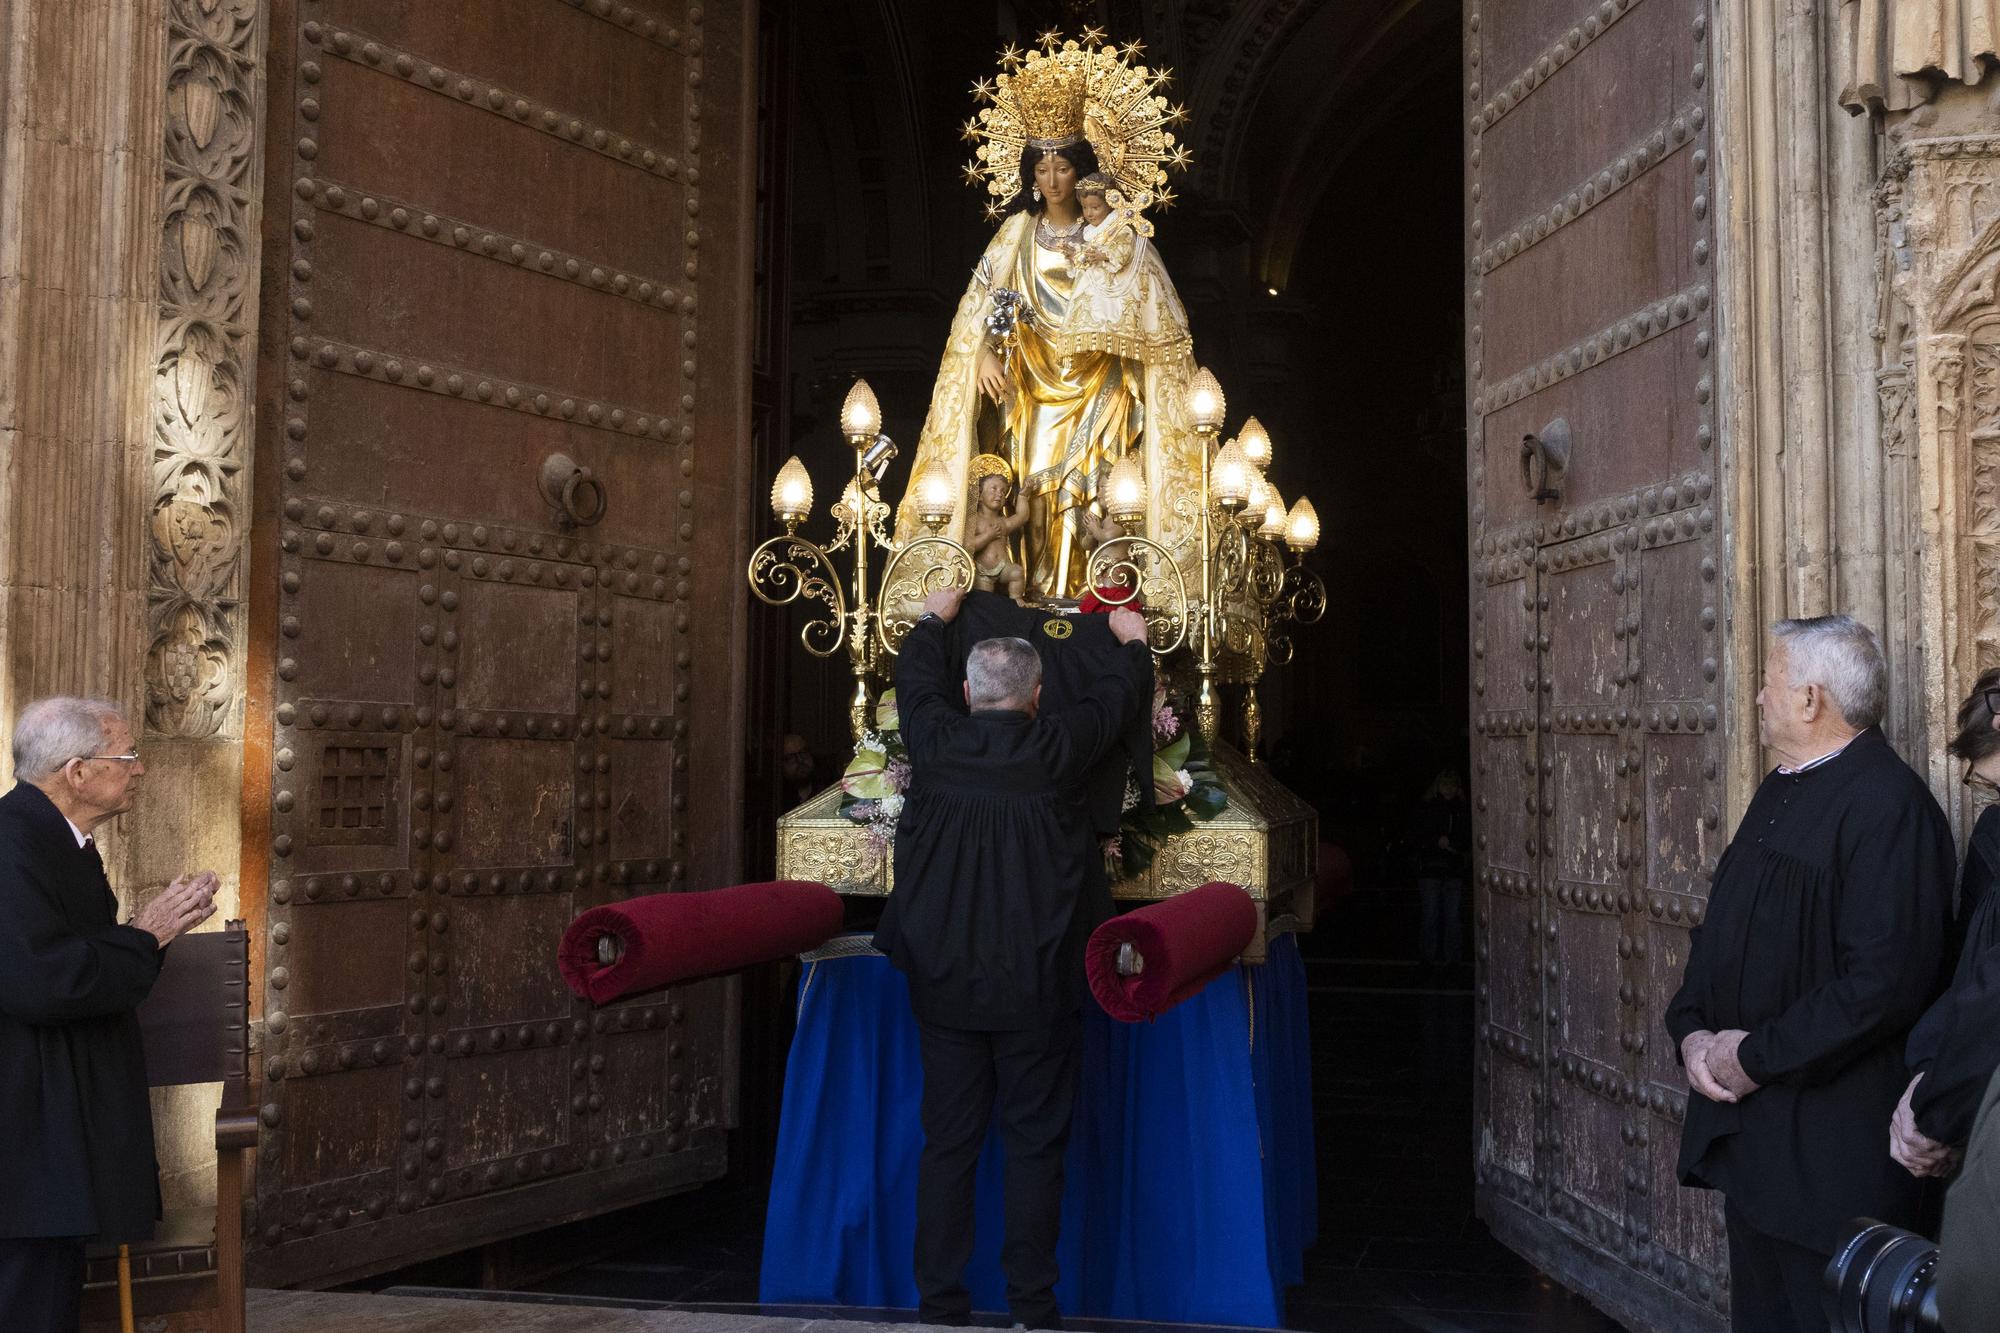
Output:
[1169, 371, 1324, 759]
[747, 379, 976, 743]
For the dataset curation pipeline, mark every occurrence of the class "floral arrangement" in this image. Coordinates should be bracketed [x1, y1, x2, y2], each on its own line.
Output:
[838, 689, 910, 852]
[836, 678, 1228, 881]
[1113, 679, 1227, 880]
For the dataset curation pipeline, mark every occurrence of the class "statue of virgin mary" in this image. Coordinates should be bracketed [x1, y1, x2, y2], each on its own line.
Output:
[893, 33, 1206, 601]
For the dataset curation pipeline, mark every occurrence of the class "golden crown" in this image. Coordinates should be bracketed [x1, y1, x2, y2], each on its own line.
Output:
[968, 453, 1015, 486]
[961, 28, 1192, 221]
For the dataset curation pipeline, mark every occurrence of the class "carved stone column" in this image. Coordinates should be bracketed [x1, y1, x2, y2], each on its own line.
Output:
[1715, 0, 1885, 818]
[1873, 129, 2000, 830]
[0, 0, 266, 1214]
[0, 0, 172, 826]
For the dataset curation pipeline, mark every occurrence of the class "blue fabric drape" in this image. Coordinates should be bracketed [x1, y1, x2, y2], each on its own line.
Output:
[760, 935, 1315, 1325]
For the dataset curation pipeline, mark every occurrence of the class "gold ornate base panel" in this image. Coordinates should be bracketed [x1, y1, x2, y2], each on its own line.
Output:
[775, 746, 1317, 963]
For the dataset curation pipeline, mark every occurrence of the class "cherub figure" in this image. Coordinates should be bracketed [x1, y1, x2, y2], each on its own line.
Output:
[965, 453, 1030, 603]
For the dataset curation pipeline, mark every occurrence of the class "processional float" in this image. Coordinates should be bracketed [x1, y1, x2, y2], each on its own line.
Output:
[747, 29, 1327, 957]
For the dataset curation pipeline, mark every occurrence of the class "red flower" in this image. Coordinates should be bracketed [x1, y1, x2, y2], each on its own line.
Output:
[1078, 585, 1144, 615]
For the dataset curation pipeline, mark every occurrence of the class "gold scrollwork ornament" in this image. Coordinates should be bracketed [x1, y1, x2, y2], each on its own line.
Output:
[748, 536, 848, 656]
[1085, 535, 1189, 653]
[874, 536, 977, 656]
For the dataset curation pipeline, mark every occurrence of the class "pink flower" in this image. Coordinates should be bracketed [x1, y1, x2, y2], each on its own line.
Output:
[1152, 704, 1179, 743]
[885, 759, 913, 792]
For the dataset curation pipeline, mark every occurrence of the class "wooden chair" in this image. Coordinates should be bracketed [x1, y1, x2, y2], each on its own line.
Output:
[81, 920, 253, 1333]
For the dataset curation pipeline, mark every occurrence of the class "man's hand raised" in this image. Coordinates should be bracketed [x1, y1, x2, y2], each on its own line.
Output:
[1107, 607, 1148, 646]
[923, 588, 966, 622]
[132, 870, 218, 948]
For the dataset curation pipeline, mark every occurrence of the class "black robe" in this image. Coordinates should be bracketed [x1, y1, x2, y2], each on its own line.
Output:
[1907, 804, 2000, 1147]
[0, 782, 164, 1243]
[874, 607, 1153, 1030]
[949, 592, 1156, 835]
[1663, 728, 1955, 1253]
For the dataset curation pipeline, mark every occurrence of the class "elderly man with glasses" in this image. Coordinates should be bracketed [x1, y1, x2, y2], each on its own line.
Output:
[1665, 616, 1955, 1333]
[0, 696, 216, 1332]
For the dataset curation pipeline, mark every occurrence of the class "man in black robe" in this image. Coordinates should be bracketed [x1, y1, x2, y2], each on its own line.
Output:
[1, 697, 216, 1332]
[875, 587, 1151, 1329]
[1892, 667, 2000, 1179]
[1665, 615, 1954, 1333]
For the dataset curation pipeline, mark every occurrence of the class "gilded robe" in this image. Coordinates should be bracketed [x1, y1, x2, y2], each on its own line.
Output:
[895, 211, 1204, 601]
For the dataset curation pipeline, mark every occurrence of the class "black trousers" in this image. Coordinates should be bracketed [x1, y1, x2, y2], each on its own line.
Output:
[914, 1013, 1081, 1329]
[0, 1236, 85, 1333]
[1725, 1204, 1832, 1333]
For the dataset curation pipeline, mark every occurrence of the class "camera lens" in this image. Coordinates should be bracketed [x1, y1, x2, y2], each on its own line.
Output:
[1825, 1220, 1944, 1333]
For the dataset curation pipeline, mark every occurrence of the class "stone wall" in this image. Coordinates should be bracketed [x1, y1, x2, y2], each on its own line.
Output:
[0, 0, 265, 1212]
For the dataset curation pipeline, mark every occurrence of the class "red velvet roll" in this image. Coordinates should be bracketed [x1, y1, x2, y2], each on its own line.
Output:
[1086, 881, 1258, 1023]
[558, 880, 844, 1005]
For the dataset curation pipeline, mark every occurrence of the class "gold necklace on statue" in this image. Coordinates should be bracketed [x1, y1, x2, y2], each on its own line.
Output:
[1036, 215, 1087, 257]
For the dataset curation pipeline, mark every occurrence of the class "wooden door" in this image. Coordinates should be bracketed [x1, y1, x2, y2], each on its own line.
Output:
[246, 0, 753, 1284]
[1465, 1, 1728, 1327]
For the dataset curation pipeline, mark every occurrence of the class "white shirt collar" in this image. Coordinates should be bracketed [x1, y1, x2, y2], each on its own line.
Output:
[63, 816, 89, 849]
[1777, 733, 1860, 776]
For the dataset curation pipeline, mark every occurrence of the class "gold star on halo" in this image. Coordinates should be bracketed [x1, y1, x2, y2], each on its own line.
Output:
[1168, 102, 1191, 125]
[1037, 27, 1063, 50]
[1154, 185, 1179, 210]
[1119, 38, 1146, 61]
[961, 116, 984, 142]
[998, 42, 1025, 69]
[1165, 143, 1193, 170]
[970, 76, 998, 102]
[962, 162, 985, 185]
[1079, 24, 1108, 45]
[984, 202, 1005, 221]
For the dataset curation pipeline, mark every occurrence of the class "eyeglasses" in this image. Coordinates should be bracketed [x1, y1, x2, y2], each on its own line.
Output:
[1984, 687, 2000, 718]
[1964, 759, 2000, 795]
[70, 752, 140, 766]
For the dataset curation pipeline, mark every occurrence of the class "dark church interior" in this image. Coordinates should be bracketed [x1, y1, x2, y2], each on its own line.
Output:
[346, 1, 1621, 1328]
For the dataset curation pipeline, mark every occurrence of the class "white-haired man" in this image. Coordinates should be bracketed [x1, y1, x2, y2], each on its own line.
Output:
[0, 697, 216, 1332]
[1665, 616, 1954, 1332]
[875, 588, 1151, 1330]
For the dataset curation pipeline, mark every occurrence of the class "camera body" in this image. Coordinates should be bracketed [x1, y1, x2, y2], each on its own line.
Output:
[1825, 1219, 1944, 1333]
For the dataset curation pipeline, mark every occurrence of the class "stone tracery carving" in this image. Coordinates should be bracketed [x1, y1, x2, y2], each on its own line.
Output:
[1967, 330, 2000, 657]
[146, 0, 262, 739]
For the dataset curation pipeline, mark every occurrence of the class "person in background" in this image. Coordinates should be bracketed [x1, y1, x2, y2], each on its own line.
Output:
[1663, 616, 1953, 1333]
[780, 733, 822, 807]
[1407, 767, 1469, 969]
[1935, 1065, 2000, 1329]
[0, 697, 217, 1333]
[1892, 667, 2000, 1183]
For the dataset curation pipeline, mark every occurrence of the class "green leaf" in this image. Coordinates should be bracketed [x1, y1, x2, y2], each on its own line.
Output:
[841, 745, 895, 800]
[1184, 783, 1227, 820]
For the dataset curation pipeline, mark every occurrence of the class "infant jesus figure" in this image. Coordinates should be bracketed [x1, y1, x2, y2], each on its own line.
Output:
[965, 453, 1030, 604]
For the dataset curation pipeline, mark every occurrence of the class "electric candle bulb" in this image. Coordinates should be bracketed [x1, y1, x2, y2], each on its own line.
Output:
[841, 378, 882, 443]
[1107, 451, 1148, 521]
[1185, 367, 1226, 433]
[1246, 467, 1269, 517]
[771, 456, 814, 524]
[915, 460, 957, 524]
[1238, 416, 1272, 470]
[1285, 497, 1321, 553]
[1261, 484, 1288, 538]
[1213, 440, 1252, 510]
